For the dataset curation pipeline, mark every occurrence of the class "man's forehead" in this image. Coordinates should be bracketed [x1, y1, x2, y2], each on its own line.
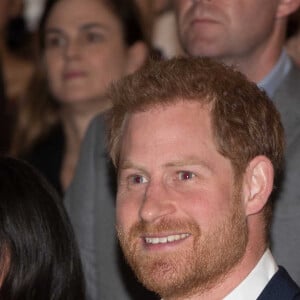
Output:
[126, 99, 211, 120]
[122, 101, 213, 146]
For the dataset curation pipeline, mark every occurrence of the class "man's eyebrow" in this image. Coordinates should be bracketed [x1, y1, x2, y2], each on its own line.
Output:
[120, 158, 213, 171]
[118, 161, 150, 179]
[164, 157, 213, 171]
[119, 161, 145, 171]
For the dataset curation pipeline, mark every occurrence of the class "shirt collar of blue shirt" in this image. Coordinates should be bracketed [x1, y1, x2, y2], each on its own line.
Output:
[258, 50, 292, 98]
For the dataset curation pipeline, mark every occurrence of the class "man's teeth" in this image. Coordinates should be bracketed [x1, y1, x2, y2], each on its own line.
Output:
[145, 233, 189, 244]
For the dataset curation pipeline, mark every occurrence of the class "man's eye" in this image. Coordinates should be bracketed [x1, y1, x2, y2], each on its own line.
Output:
[177, 171, 195, 180]
[130, 175, 148, 184]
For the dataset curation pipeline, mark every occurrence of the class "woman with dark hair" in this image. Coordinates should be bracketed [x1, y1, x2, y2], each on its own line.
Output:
[10, 0, 148, 194]
[0, 156, 85, 299]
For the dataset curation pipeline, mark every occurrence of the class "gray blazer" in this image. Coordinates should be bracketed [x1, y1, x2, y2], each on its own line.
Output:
[64, 115, 155, 300]
[65, 63, 300, 299]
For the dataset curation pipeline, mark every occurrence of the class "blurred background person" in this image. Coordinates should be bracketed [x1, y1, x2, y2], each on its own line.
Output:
[23, 0, 46, 33]
[136, 0, 183, 59]
[151, 0, 183, 58]
[0, 156, 85, 299]
[0, 0, 34, 104]
[10, 0, 148, 195]
[0, 0, 34, 154]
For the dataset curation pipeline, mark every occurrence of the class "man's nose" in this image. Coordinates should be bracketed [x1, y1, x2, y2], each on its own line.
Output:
[139, 181, 176, 223]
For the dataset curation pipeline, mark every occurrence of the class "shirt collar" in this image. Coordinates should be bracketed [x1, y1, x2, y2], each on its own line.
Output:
[223, 249, 278, 300]
[258, 50, 292, 98]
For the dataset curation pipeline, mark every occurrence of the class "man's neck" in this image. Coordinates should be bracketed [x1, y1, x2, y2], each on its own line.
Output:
[221, 23, 285, 83]
[220, 47, 283, 84]
[258, 50, 292, 98]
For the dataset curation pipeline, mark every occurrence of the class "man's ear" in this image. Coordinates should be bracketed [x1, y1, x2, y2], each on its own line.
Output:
[277, 0, 300, 18]
[125, 42, 149, 75]
[242, 156, 274, 216]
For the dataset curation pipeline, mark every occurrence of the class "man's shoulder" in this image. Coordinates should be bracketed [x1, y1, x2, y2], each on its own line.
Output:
[257, 267, 300, 300]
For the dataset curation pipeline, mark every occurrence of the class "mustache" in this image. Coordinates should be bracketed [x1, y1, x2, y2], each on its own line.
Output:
[118, 219, 201, 239]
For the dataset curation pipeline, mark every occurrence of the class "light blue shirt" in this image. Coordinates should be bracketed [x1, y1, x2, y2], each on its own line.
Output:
[258, 50, 292, 98]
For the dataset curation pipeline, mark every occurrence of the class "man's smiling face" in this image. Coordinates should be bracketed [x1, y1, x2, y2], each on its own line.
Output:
[116, 101, 248, 299]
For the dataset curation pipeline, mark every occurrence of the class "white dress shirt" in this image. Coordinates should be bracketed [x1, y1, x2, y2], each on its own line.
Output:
[224, 249, 278, 300]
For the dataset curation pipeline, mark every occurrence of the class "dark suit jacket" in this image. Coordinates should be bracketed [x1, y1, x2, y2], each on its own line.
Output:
[257, 267, 300, 300]
[64, 61, 300, 299]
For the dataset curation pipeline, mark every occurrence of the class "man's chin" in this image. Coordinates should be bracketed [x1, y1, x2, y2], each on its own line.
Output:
[125, 251, 201, 299]
[133, 260, 186, 298]
[182, 36, 227, 60]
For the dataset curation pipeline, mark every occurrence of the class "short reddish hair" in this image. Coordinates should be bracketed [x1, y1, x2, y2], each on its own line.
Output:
[106, 57, 285, 237]
[107, 57, 284, 180]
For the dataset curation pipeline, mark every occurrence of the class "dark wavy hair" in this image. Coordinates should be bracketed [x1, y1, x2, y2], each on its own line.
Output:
[0, 157, 85, 300]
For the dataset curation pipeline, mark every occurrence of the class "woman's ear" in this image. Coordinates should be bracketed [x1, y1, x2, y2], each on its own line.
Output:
[125, 42, 149, 75]
[276, 0, 300, 19]
[242, 156, 274, 216]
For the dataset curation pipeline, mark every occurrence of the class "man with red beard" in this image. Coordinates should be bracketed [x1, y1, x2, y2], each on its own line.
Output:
[106, 57, 300, 300]
[65, 0, 300, 298]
